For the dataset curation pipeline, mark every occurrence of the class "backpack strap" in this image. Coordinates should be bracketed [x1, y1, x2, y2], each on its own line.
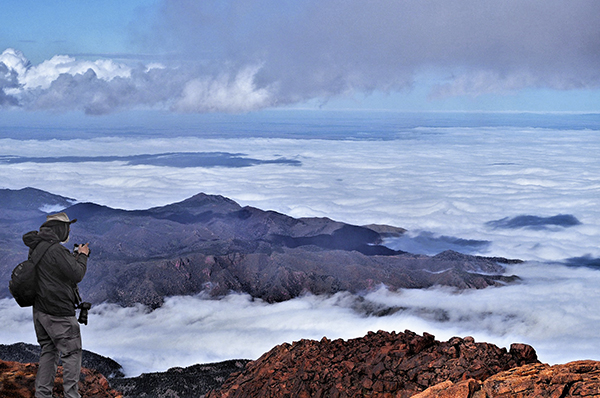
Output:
[29, 240, 55, 265]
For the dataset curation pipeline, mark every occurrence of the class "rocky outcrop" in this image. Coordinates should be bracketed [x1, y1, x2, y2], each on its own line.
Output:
[414, 360, 600, 397]
[4, 333, 600, 398]
[0, 188, 520, 308]
[110, 360, 250, 398]
[0, 343, 250, 398]
[206, 330, 539, 398]
[0, 359, 122, 398]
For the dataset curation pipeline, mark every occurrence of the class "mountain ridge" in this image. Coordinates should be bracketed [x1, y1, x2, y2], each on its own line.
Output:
[0, 188, 520, 307]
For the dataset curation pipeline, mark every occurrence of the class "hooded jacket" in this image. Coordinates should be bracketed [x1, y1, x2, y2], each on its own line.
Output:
[23, 227, 87, 317]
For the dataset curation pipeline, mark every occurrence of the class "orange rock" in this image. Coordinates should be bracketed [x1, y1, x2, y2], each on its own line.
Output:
[409, 360, 600, 398]
[0, 359, 122, 398]
[481, 360, 600, 397]
[412, 379, 480, 398]
[206, 330, 538, 398]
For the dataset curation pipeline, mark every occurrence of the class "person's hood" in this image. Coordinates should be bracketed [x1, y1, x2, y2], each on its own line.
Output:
[23, 228, 61, 249]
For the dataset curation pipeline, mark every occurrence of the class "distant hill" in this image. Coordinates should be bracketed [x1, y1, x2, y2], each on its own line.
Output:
[0, 188, 519, 307]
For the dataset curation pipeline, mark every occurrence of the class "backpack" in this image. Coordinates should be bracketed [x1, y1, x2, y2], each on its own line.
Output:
[9, 241, 54, 307]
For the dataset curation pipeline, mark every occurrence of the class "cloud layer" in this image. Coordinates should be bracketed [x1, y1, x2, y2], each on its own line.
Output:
[2, 261, 599, 377]
[1, 121, 598, 263]
[1, 116, 599, 377]
[2, 1, 600, 113]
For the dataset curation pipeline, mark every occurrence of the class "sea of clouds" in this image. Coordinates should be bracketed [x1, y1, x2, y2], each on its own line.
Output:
[0, 115, 599, 376]
[1, 118, 598, 262]
[2, 260, 600, 376]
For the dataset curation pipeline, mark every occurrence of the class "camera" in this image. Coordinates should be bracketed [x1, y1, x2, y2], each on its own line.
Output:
[73, 243, 90, 256]
[77, 302, 92, 325]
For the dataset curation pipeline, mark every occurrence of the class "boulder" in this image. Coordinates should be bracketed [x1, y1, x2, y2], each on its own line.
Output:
[414, 360, 600, 397]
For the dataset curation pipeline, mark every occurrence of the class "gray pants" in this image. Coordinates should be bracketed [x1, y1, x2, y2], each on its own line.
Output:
[33, 308, 82, 398]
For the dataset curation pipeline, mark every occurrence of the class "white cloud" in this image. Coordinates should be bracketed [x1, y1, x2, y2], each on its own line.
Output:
[0, 48, 274, 114]
[1, 48, 132, 93]
[3, 1, 600, 113]
[0, 49, 30, 77]
[20, 55, 132, 90]
[174, 66, 274, 113]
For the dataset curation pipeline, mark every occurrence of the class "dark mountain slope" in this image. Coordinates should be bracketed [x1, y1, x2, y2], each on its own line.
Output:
[0, 188, 519, 307]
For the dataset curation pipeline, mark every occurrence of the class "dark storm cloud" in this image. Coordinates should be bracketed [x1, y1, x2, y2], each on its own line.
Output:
[2, 1, 600, 113]
[27, 66, 190, 115]
[155, 0, 600, 102]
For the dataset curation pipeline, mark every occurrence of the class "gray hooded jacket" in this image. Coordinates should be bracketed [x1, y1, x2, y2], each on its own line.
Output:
[22, 227, 87, 317]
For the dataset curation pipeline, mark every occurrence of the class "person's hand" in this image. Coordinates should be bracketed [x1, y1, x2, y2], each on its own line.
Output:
[78, 243, 90, 256]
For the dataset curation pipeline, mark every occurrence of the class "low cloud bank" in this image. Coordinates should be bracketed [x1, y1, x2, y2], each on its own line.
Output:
[1, 122, 598, 377]
[1, 262, 599, 377]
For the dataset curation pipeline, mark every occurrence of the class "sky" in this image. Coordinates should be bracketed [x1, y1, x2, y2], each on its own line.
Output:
[2, 0, 600, 115]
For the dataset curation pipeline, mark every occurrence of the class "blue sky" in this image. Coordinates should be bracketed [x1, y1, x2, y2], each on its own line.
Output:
[1, 0, 600, 115]
[0, 1, 154, 62]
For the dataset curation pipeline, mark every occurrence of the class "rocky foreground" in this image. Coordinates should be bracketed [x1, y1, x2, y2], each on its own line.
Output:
[0, 360, 121, 397]
[206, 330, 539, 398]
[3, 331, 600, 397]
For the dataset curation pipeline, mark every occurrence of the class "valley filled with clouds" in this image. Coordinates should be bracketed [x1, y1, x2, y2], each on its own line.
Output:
[1, 114, 599, 377]
[1, 0, 600, 388]
[2, 260, 600, 377]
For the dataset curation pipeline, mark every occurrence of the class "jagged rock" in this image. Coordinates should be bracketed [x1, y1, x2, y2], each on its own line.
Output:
[414, 360, 600, 397]
[206, 330, 539, 398]
[480, 360, 600, 397]
[6, 332, 600, 398]
[0, 359, 122, 398]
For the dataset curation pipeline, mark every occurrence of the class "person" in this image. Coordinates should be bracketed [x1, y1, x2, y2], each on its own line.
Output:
[22, 212, 90, 398]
